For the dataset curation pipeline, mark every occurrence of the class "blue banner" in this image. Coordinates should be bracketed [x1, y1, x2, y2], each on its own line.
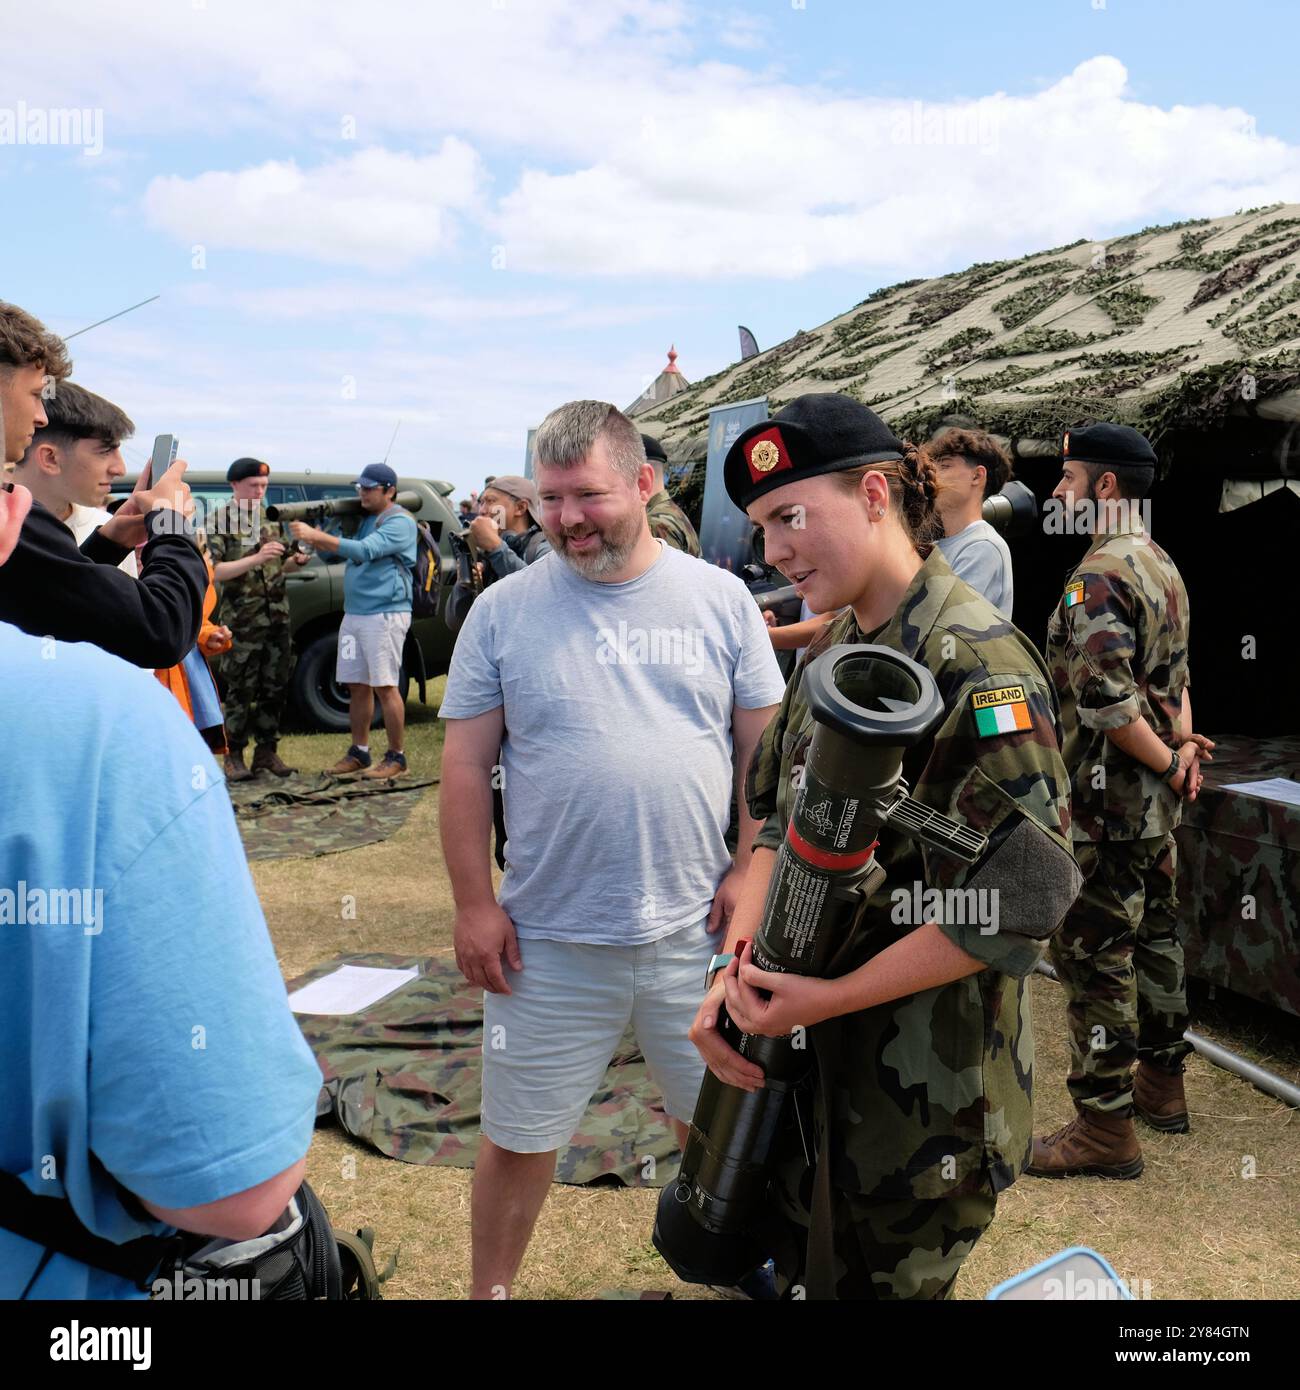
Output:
[524, 428, 538, 480]
[699, 396, 768, 574]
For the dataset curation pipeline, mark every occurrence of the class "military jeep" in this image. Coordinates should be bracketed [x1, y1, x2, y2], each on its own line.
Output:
[111, 470, 461, 731]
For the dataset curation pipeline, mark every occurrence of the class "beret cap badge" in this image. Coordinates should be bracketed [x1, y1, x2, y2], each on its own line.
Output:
[749, 439, 781, 473]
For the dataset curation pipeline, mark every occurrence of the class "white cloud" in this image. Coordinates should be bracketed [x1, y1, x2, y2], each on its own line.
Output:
[96, 20, 1297, 280]
[143, 142, 485, 269]
[495, 57, 1300, 277]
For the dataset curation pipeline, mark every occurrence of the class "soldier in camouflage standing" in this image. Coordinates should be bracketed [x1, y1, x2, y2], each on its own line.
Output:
[690, 394, 1082, 1299]
[642, 434, 702, 556]
[209, 457, 310, 782]
[1030, 423, 1215, 1180]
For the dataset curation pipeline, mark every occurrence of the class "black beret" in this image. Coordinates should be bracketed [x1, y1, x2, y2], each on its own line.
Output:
[724, 393, 903, 512]
[227, 456, 270, 482]
[1062, 423, 1156, 471]
[640, 433, 668, 466]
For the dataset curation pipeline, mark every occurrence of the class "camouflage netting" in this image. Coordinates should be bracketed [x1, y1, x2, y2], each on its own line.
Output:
[643, 203, 1300, 491]
[289, 954, 679, 1185]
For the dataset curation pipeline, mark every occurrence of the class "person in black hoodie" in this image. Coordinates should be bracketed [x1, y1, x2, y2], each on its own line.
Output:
[0, 301, 206, 668]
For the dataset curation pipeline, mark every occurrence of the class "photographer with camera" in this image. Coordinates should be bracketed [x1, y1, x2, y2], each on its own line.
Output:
[0, 303, 207, 668]
[445, 476, 552, 635]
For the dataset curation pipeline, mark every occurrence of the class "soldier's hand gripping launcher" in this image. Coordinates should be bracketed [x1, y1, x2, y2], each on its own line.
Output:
[653, 644, 988, 1287]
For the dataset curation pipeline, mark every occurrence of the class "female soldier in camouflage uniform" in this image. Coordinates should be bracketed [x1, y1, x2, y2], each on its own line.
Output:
[688, 393, 1081, 1300]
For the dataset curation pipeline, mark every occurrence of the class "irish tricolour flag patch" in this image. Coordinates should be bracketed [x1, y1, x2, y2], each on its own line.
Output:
[971, 685, 1032, 738]
[1064, 580, 1086, 608]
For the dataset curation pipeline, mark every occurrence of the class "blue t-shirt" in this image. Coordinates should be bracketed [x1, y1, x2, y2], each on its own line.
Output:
[439, 542, 786, 945]
[335, 507, 418, 614]
[0, 624, 322, 1299]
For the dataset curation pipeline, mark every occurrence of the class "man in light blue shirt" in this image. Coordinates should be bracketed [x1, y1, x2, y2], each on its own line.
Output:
[291, 462, 419, 780]
[930, 426, 1016, 619]
[0, 474, 321, 1299]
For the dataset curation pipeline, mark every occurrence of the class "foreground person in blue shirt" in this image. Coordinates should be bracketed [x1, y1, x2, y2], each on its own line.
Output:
[0, 474, 321, 1299]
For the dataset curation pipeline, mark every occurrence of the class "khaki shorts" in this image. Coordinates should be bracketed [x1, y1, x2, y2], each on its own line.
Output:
[336, 611, 410, 687]
[481, 918, 714, 1153]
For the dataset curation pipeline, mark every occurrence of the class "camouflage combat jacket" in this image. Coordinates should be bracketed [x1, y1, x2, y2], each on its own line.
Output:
[1046, 523, 1189, 842]
[645, 490, 702, 557]
[208, 501, 293, 633]
[746, 549, 1076, 1200]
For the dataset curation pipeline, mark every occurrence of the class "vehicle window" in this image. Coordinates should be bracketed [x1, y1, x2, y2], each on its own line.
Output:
[189, 486, 233, 537]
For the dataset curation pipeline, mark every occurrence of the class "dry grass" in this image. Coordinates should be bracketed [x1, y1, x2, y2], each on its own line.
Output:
[255, 681, 1299, 1301]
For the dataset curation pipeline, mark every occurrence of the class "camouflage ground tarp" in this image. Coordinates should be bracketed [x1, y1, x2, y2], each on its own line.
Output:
[1175, 735, 1300, 1017]
[288, 952, 680, 1187]
[230, 772, 436, 860]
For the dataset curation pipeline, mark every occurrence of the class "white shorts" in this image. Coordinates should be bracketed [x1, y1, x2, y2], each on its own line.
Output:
[481, 918, 714, 1154]
[336, 611, 410, 687]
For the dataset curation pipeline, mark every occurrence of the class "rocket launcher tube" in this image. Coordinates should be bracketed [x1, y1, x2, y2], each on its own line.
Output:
[653, 645, 988, 1287]
[264, 491, 421, 522]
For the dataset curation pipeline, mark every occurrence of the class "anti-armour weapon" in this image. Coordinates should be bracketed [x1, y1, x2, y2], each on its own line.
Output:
[264, 491, 421, 523]
[653, 644, 988, 1287]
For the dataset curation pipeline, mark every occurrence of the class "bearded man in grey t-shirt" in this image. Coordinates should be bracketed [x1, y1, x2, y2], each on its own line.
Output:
[439, 400, 784, 1300]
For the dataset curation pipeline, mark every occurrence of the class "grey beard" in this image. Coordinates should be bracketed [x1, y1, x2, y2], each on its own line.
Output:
[548, 519, 641, 579]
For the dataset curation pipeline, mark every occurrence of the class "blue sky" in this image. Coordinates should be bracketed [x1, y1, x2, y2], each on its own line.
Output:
[3, 0, 1298, 497]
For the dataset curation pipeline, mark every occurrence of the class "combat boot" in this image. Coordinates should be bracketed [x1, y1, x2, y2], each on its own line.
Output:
[223, 747, 254, 783]
[1027, 1106, 1144, 1180]
[1134, 1060, 1191, 1133]
[252, 744, 295, 778]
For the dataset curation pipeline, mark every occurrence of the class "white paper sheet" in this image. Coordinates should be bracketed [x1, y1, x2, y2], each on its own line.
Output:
[288, 964, 419, 1016]
[1220, 778, 1300, 808]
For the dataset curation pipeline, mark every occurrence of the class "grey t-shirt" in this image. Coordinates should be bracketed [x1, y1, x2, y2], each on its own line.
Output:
[936, 519, 1014, 618]
[440, 542, 785, 945]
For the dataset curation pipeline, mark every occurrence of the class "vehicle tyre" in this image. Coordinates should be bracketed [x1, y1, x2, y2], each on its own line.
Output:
[292, 630, 409, 732]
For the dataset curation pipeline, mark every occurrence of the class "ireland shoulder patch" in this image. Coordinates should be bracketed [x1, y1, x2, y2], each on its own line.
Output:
[1064, 580, 1086, 608]
[971, 684, 1032, 737]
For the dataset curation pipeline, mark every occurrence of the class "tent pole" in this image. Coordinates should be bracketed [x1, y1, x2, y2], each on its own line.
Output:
[1033, 960, 1300, 1110]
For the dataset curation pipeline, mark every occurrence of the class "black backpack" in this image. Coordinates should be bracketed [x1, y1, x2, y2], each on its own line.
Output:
[154, 1183, 385, 1301]
[411, 520, 442, 619]
[0, 1172, 385, 1300]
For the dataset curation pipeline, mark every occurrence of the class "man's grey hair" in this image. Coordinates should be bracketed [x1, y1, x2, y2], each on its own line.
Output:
[534, 400, 646, 484]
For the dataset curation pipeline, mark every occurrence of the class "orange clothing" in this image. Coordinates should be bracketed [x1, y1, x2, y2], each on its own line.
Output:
[155, 556, 228, 749]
